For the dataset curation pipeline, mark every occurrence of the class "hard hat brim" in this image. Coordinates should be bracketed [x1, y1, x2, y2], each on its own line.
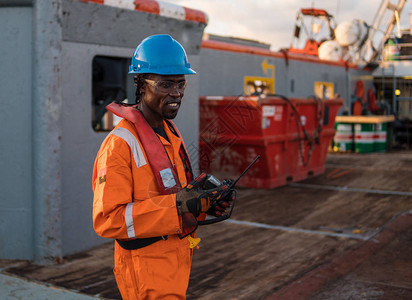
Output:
[128, 65, 196, 75]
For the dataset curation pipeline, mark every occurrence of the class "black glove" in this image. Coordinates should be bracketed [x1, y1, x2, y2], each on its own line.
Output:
[206, 179, 235, 217]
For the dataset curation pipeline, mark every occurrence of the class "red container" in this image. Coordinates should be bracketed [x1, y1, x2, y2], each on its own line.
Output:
[199, 96, 343, 188]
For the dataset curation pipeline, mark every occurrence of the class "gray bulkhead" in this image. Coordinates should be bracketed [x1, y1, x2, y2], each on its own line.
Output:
[0, 4, 34, 260]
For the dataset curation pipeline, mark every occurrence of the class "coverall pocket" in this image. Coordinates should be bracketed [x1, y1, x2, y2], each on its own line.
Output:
[131, 239, 190, 299]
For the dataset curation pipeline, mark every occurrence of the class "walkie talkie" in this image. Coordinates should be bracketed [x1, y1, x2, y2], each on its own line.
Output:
[198, 155, 260, 225]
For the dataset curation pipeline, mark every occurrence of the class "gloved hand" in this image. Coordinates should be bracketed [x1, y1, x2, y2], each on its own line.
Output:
[176, 188, 204, 215]
[176, 173, 230, 217]
[206, 189, 235, 217]
[206, 179, 235, 217]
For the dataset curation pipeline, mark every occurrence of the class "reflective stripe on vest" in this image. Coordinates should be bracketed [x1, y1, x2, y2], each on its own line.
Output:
[111, 127, 147, 169]
[159, 167, 177, 189]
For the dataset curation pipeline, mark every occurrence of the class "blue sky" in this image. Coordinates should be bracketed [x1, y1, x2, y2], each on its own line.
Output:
[167, 0, 412, 50]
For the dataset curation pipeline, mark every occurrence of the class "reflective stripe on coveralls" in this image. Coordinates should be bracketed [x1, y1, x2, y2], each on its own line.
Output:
[111, 127, 147, 169]
[125, 202, 135, 238]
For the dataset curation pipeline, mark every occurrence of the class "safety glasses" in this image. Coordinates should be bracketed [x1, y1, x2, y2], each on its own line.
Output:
[144, 79, 187, 93]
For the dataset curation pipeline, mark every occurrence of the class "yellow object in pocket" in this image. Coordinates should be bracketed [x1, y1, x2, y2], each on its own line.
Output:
[187, 236, 201, 249]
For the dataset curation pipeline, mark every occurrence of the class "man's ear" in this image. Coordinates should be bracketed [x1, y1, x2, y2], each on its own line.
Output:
[139, 81, 146, 94]
[136, 75, 145, 92]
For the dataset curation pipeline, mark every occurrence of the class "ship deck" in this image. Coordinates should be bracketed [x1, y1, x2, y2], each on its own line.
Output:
[1, 151, 412, 300]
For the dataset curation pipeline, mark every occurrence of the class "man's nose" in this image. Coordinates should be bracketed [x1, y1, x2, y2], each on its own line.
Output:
[169, 87, 181, 97]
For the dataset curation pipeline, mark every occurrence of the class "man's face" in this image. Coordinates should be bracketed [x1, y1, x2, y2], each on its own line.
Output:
[140, 74, 186, 126]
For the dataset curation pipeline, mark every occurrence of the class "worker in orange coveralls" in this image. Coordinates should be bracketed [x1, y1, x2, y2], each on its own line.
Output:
[92, 35, 235, 300]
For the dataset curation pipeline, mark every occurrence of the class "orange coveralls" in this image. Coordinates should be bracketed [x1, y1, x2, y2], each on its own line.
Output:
[92, 118, 193, 299]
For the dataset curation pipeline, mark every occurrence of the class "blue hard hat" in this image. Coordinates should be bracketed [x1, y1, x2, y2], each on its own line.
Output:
[129, 34, 196, 75]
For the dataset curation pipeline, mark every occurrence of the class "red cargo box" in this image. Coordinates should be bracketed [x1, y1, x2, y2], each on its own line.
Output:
[199, 96, 343, 188]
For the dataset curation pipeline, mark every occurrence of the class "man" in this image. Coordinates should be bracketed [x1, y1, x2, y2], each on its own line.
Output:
[92, 35, 233, 299]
